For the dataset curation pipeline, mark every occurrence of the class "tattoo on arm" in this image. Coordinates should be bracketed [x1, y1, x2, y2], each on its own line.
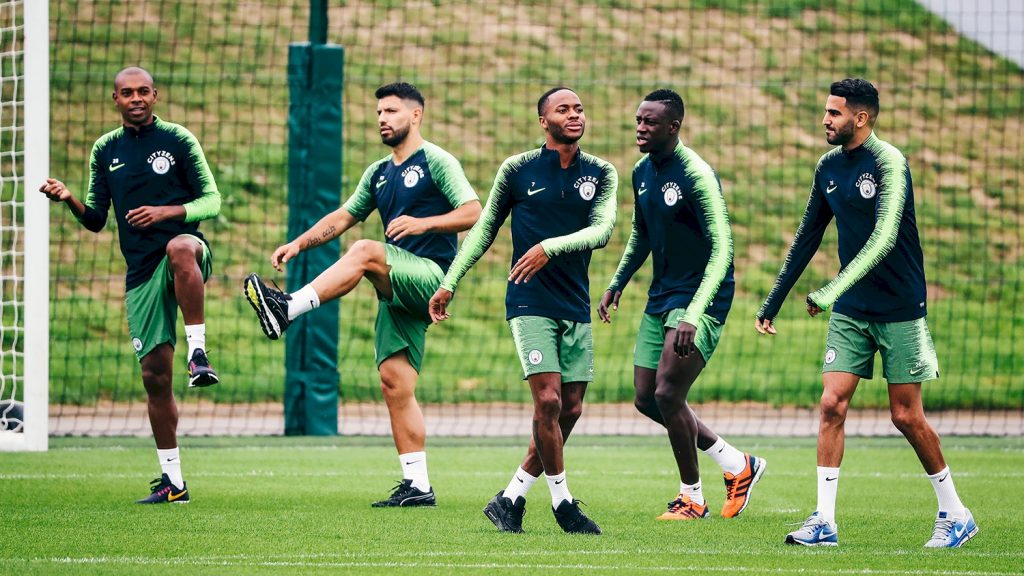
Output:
[302, 225, 336, 249]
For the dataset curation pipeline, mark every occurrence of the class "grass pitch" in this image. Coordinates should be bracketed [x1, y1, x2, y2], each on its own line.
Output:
[2, 435, 1022, 575]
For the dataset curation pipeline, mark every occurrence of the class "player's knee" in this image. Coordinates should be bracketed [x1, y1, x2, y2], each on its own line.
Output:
[634, 392, 658, 418]
[347, 239, 384, 266]
[533, 390, 561, 421]
[653, 383, 682, 410]
[560, 398, 583, 424]
[819, 394, 848, 423]
[141, 369, 172, 397]
[165, 237, 198, 268]
[890, 405, 922, 433]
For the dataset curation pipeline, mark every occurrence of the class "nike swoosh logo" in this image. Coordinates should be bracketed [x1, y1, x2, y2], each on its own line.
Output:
[717, 448, 724, 453]
[376, 180, 387, 189]
[164, 457, 179, 463]
[515, 476, 524, 483]
[109, 163, 126, 172]
[825, 476, 837, 482]
[938, 473, 949, 483]
[167, 489, 188, 502]
[527, 187, 545, 196]
[404, 460, 422, 465]
[910, 365, 927, 376]
[954, 524, 967, 539]
[638, 185, 647, 196]
[825, 185, 837, 194]
[554, 479, 564, 485]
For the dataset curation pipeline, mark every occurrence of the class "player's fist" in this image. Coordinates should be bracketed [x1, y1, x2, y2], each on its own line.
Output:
[270, 242, 300, 272]
[39, 178, 71, 202]
[428, 288, 453, 324]
[598, 289, 621, 323]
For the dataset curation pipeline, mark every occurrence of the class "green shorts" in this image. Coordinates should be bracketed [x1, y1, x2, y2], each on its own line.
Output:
[126, 234, 212, 361]
[374, 244, 444, 372]
[634, 308, 723, 369]
[823, 311, 939, 383]
[508, 316, 594, 382]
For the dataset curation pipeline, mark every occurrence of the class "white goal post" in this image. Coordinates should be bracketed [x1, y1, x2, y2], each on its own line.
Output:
[0, 0, 48, 451]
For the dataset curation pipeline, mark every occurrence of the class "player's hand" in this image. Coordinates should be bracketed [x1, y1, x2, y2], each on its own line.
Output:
[598, 289, 622, 323]
[509, 244, 549, 285]
[754, 317, 777, 335]
[386, 215, 428, 241]
[39, 178, 72, 202]
[126, 205, 176, 228]
[429, 288, 453, 324]
[673, 321, 698, 358]
[270, 241, 300, 272]
[806, 295, 823, 317]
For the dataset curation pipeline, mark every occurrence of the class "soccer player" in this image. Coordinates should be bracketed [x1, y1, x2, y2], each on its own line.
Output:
[756, 78, 976, 548]
[40, 67, 221, 503]
[429, 87, 617, 535]
[243, 82, 480, 507]
[598, 89, 766, 521]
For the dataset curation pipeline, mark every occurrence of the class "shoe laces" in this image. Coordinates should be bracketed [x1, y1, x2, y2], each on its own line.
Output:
[267, 278, 292, 300]
[148, 477, 170, 494]
[931, 518, 955, 541]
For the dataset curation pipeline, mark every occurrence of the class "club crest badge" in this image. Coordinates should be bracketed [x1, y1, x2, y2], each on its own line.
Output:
[856, 173, 877, 199]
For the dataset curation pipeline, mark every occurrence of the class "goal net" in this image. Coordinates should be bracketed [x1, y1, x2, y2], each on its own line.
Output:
[0, 0, 47, 451]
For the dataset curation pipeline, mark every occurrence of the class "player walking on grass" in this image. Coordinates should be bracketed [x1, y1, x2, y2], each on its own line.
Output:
[756, 78, 976, 548]
[599, 89, 765, 521]
[40, 67, 221, 503]
[429, 87, 617, 535]
[244, 82, 480, 507]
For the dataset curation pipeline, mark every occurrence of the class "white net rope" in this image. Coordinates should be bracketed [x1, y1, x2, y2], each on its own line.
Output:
[0, 0, 24, 433]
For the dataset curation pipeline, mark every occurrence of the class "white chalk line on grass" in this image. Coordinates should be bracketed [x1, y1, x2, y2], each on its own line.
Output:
[8, 555, 1018, 575]
[3, 469, 1023, 481]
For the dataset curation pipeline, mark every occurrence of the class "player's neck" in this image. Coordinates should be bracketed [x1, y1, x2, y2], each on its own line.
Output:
[391, 133, 425, 164]
[842, 129, 872, 152]
[545, 141, 579, 169]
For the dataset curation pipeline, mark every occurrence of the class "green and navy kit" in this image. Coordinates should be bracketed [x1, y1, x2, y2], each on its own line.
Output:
[441, 146, 618, 323]
[343, 141, 478, 272]
[79, 116, 221, 291]
[758, 132, 927, 322]
[607, 141, 734, 326]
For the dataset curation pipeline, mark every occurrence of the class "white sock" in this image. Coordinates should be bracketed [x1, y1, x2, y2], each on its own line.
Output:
[545, 471, 572, 507]
[183, 324, 206, 360]
[704, 437, 747, 475]
[681, 480, 704, 505]
[816, 466, 840, 525]
[157, 447, 184, 489]
[287, 284, 320, 321]
[399, 451, 430, 492]
[503, 466, 538, 502]
[927, 466, 967, 517]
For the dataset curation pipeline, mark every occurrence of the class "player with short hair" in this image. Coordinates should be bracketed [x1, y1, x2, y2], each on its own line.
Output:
[429, 87, 617, 535]
[757, 78, 976, 548]
[599, 89, 765, 521]
[244, 82, 481, 507]
[40, 66, 221, 503]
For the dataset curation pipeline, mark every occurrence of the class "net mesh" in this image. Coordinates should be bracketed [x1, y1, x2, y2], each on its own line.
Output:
[44, 0, 1024, 437]
[0, 0, 24, 433]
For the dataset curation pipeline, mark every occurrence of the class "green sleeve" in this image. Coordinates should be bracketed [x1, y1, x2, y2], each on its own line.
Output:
[439, 156, 516, 292]
[607, 206, 650, 293]
[808, 142, 907, 310]
[76, 136, 113, 232]
[540, 157, 618, 257]
[424, 142, 479, 208]
[341, 159, 386, 221]
[178, 128, 221, 223]
[681, 154, 733, 327]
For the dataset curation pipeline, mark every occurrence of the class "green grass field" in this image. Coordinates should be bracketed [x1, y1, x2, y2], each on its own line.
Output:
[3, 436, 1022, 575]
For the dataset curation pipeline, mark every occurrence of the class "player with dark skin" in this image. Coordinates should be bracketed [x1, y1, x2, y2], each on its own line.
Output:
[600, 100, 715, 490]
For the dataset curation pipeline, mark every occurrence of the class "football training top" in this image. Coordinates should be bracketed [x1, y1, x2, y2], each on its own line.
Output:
[441, 146, 618, 323]
[79, 116, 221, 291]
[758, 132, 927, 323]
[607, 140, 735, 326]
[343, 141, 478, 272]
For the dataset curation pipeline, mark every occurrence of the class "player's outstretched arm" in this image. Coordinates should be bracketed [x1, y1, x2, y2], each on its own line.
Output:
[597, 289, 622, 323]
[39, 178, 90, 222]
[428, 288, 453, 324]
[271, 207, 358, 271]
